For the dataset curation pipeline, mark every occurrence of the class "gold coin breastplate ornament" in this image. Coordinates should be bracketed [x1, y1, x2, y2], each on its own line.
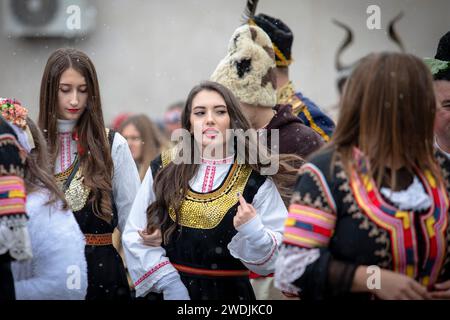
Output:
[55, 159, 91, 212]
[161, 150, 253, 229]
[54, 128, 111, 212]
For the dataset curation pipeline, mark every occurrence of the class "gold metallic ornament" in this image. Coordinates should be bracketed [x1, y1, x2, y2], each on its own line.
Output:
[55, 161, 91, 212]
[161, 149, 253, 229]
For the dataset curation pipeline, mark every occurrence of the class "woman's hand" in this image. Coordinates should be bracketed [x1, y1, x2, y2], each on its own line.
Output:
[429, 280, 450, 299]
[353, 266, 431, 300]
[373, 269, 431, 300]
[138, 229, 162, 247]
[233, 193, 257, 229]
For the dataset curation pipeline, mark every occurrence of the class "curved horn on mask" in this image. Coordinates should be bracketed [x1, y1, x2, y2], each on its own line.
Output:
[332, 19, 354, 72]
[388, 12, 405, 52]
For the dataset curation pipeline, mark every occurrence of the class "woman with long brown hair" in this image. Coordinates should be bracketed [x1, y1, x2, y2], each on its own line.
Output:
[38, 48, 140, 300]
[119, 114, 170, 181]
[123, 81, 288, 300]
[275, 52, 450, 300]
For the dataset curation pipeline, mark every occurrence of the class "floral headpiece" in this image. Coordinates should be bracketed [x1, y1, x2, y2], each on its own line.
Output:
[0, 98, 35, 153]
[1, 98, 28, 128]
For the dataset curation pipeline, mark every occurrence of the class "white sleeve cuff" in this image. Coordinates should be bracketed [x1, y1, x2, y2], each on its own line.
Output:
[236, 214, 265, 241]
[228, 223, 279, 275]
[134, 261, 178, 297]
[156, 272, 190, 300]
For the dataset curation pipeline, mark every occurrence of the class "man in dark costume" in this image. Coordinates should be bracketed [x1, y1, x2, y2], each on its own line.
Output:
[428, 31, 450, 156]
[251, 13, 335, 141]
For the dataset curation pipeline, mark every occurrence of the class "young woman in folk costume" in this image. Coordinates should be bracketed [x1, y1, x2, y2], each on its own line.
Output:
[123, 81, 289, 300]
[275, 53, 450, 300]
[38, 48, 140, 300]
[0, 100, 88, 299]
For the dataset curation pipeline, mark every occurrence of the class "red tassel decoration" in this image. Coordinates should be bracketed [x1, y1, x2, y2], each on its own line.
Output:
[72, 130, 86, 156]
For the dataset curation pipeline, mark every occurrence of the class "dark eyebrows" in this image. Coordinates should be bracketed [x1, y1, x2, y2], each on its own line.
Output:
[192, 105, 227, 110]
[59, 83, 87, 87]
[192, 106, 206, 111]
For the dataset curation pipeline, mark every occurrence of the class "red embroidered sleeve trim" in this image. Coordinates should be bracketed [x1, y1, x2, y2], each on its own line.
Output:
[134, 261, 171, 287]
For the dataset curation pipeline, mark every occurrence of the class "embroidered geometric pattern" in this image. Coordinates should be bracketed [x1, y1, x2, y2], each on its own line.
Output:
[284, 203, 336, 249]
[202, 165, 211, 193]
[59, 132, 72, 172]
[298, 163, 337, 213]
[0, 133, 26, 164]
[201, 165, 217, 193]
[350, 150, 449, 285]
[418, 171, 448, 285]
[84, 233, 113, 246]
[134, 261, 171, 287]
[434, 151, 450, 279]
[333, 157, 392, 268]
[208, 166, 216, 192]
[0, 175, 26, 216]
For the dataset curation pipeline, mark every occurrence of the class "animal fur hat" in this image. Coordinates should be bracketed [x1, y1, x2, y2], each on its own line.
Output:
[211, 24, 277, 107]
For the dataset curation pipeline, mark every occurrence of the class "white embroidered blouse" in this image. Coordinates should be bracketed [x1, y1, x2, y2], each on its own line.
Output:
[55, 119, 140, 232]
